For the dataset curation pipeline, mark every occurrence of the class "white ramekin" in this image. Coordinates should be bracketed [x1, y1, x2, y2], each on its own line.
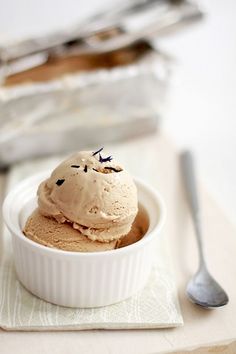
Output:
[3, 172, 166, 308]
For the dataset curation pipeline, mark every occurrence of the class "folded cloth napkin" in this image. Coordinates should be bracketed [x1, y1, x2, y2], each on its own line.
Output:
[0, 134, 183, 330]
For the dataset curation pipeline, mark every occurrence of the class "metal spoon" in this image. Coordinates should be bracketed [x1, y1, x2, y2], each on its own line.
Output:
[180, 151, 229, 308]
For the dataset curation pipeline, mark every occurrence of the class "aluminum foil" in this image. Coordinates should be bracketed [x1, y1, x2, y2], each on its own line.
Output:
[0, 0, 203, 167]
[0, 46, 170, 168]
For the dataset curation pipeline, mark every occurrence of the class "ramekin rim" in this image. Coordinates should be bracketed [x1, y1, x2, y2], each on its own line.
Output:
[2, 171, 166, 258]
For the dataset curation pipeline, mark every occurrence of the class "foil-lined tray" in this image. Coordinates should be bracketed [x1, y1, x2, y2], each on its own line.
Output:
[0, 0, 203, 167]
[0, 43, 170, 168]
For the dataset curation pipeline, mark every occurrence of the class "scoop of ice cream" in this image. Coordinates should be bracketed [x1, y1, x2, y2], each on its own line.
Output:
[23, 206, 148, 252]
[38, 148, 138, 242]
[24, 209, 118, 252]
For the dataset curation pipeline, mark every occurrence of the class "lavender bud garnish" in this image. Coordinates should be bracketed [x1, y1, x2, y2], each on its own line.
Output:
[56, 179, 65, 186]
[99, 153, 113, 163]
[84, 165, 88, 173]
[92, 147, 103, 156]
[71, 165, 80, 168]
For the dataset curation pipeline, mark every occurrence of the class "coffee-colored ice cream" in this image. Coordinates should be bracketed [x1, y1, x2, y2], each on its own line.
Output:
[24, 209, 118, 252]
[23, 148, 149, 252]
[23, 206, 149, 252]
[38, 149, 138, 242]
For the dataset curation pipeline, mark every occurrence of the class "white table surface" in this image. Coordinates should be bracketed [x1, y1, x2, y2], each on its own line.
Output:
[1, 134, 236, 354]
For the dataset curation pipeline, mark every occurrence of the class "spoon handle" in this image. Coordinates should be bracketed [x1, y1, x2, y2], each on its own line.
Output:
[180, 151, 206, 266]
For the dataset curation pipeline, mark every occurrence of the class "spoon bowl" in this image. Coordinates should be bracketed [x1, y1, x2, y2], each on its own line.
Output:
[187, 266, 229, 308]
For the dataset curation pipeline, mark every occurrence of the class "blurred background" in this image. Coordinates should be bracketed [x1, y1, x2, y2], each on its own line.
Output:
[0, 0, 235, 225]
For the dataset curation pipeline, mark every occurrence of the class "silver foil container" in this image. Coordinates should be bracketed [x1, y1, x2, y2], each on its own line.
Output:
[0, 0, 203, 167]
[0, 45, 170, 168]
